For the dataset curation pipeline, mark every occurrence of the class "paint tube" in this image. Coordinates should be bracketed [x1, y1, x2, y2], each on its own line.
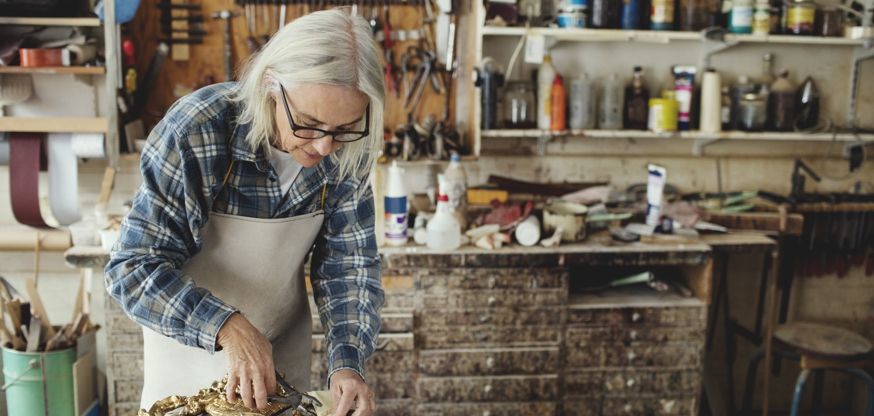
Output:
[672, 66, 697, 131]
[645, 164, 667, 227]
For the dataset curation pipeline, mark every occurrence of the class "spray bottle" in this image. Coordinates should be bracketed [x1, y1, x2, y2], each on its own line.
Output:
[385, 161, 408, 246]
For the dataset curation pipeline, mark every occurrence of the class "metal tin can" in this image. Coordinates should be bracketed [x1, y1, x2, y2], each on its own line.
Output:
[559, 0, 589, 9]
[648, 98, 679, 132]
[558, 10, 587, 27]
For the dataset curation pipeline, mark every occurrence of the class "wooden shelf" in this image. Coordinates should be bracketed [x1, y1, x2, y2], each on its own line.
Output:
[0, 66, 105, 75]
[0, 17, 101, 27]
[481, 26, 869, 46]
[0, 117, 108, 133]
[480, 129, 874, 142]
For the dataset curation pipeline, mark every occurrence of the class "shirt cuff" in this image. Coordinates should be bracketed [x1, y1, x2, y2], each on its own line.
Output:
[327, 344, 366, 387]
[185, 294, 239, 354]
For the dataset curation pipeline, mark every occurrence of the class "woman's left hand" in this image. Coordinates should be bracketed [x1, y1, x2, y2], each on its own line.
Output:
[329, 369, 376, 416]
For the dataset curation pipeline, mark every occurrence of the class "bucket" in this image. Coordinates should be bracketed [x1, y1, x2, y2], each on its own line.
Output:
[2, 345, 76, 416]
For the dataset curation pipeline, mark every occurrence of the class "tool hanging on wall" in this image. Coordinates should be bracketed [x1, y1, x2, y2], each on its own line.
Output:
[212, 10, 240, 83]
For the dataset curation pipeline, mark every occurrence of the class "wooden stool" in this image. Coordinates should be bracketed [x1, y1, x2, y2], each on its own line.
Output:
[742, 322, 874, 416]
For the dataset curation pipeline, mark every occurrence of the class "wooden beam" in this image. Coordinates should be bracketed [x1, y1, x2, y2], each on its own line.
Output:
[708, 212, 804, 236]
[0, 117, 108, 133]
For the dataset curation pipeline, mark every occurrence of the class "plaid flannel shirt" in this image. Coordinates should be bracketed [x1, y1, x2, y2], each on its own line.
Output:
[105, 83, 384, 383]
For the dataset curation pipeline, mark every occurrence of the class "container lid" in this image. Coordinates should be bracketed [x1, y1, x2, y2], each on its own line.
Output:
[450, 153, 460, 162]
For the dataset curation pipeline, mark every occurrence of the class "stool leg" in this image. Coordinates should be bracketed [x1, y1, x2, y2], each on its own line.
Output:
[743, 349, 767, 412]
[791, 369, 812, 416]
[811, 369, 825, 416]
[833, 368, 874, 416]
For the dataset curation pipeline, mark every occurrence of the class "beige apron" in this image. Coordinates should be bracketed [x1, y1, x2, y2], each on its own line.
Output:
[140, 170, 326, 407]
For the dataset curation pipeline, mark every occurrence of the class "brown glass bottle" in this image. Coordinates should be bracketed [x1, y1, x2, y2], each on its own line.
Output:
[624, 66, 650, 130]
[767, 70, 796, 131]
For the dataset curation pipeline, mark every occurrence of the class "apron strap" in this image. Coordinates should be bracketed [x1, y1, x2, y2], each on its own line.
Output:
[213, 160, 328, 211]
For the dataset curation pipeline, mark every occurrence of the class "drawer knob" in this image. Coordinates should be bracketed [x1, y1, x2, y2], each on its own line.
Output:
[484, 384, 492, 395]
[479, 314, 489, 323]
[624, 404, 633, 413]
[487, 277, 497, 288]
[486, 357, 495, 368]
[631, 312, 642, 322]
[483, 411, 491, 416]
[626, 378, 635, 388]
[487, 296, 497, 307]
[629, 330, 638, 340]
[627, 352, 636, 361]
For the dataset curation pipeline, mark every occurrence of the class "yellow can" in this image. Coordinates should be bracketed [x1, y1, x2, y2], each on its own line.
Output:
[648, 98, 679, 132]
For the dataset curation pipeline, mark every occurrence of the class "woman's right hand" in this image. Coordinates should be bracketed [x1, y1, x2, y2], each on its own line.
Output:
[216, 312, 276, 410]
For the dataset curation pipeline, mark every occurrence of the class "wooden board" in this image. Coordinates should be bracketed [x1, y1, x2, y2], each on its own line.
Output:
[0, 117, 108, 133]
[24, 277, 55, 339]
[128, 0, 458, 149]
[707, 212, 804, 236]
[73, 351, 96, 416]
[0, 67, 105, 75]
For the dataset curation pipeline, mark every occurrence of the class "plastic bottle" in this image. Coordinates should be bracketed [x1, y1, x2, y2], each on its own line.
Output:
[515, 215, 542, 247]
[385, 160, 408, 246]
[427, 174, 461, 250]
[752, 0, 771, 34]
[599, 73, 624, 130]
[699, 69, 722, 133]
[570, 74, 597, 130]
[537, 56, 557, 130]
[443, 153, 468, 230]
[550, 74, 567, 131]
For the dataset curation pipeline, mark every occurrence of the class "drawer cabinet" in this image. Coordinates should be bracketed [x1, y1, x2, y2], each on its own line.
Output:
[417, 269, 568, 292]
[419, 347, 560, 377]
[418, 375, 559, 402]
[419, 289, 565, 309]
[564, 396, 695, 416]
[566, 326, 704, 346]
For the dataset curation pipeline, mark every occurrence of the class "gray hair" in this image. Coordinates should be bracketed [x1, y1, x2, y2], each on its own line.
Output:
[233, 8, 385, 181]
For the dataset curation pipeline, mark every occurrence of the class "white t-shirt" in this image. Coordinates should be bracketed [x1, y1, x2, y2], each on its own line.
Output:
[267, 147, 304, 197]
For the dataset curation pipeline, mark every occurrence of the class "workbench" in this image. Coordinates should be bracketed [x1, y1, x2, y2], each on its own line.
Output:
[66, 232, 779, 416]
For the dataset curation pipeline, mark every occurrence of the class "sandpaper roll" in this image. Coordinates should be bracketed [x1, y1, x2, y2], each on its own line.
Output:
[9, 132, 48, 227]
[0, 228, 71, 251]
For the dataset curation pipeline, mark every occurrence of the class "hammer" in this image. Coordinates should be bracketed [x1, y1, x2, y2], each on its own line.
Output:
[212, 10, 239, 82]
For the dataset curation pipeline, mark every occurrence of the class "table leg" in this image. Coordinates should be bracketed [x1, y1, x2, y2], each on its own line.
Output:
[762, 247, 781, 416]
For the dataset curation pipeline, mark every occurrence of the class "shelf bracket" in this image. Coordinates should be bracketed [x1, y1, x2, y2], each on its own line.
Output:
[537, 133, 554, 156]
[693, 138, 721, 156]
[699, 29, 739, 72]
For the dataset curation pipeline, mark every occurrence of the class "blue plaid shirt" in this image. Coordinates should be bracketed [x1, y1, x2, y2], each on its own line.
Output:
[105, 83, 384, 383]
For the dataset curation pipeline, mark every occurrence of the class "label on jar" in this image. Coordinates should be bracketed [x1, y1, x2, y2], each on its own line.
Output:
[651, 0, 674, 23]
[787, 7, 815, 29]
[731, 6, 754, 27]
[752, 5, 771, 34]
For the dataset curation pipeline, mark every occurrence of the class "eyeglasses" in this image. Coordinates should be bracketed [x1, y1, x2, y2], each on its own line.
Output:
[279, 85, 370, 143]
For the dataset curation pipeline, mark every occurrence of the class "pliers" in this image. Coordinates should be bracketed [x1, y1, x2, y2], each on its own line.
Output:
[269, 371, 323, 416]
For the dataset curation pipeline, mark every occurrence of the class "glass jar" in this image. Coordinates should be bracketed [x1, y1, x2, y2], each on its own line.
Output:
[737, 93, 767, 131]
[502, 80, 537, 129]
[816, 7, 842, 36]
[785, 0, 815, 35]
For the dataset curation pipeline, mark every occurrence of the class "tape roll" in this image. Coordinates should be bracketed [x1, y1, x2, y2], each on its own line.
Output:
[9, 132, 48, 227]
[65, 44, 98, 66]
[71, 133, 106, 158]
[47, 133, 81, 226]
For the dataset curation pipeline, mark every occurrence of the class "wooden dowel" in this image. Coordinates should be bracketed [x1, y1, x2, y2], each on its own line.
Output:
[33, 232, 40, 287]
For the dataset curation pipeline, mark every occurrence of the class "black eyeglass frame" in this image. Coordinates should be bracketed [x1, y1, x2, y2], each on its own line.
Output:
[279, 85, 370, 143]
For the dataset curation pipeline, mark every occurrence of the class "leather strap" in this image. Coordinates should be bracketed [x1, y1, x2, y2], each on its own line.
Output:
[9, 132, 48, 227]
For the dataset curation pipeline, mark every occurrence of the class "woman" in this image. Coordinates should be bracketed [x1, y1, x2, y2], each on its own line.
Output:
[105, 9, 385, 416]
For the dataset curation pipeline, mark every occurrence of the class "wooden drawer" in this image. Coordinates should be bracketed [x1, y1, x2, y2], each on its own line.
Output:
[419, 347, 559, 377]
[566, 342, 703, 368]
[312, 313, 413, 333]
[563, 369, 701, 396]
[419, 307, 563, 329]
[601, 396, 697, 416]
[308, 290, 414, 315]
[567, 306, 705, 327]
[111, 352, 144, 379]
[311, 333, 414, 352]
[107, 313, 141, 334]
[375, 399, 415, 416]
[417, 269, 567, 292]
[114, 380, 143, 403]
[311, 371, 417, 399]
[561, 399, 601, 416]
[418, 375, 558, 403]
[565, 326, 704, 346]
[416, 402, 557, 416]
[417, 326, 561, 349]
[312, 350, 417, 374]
[419, 289, 565, 309]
